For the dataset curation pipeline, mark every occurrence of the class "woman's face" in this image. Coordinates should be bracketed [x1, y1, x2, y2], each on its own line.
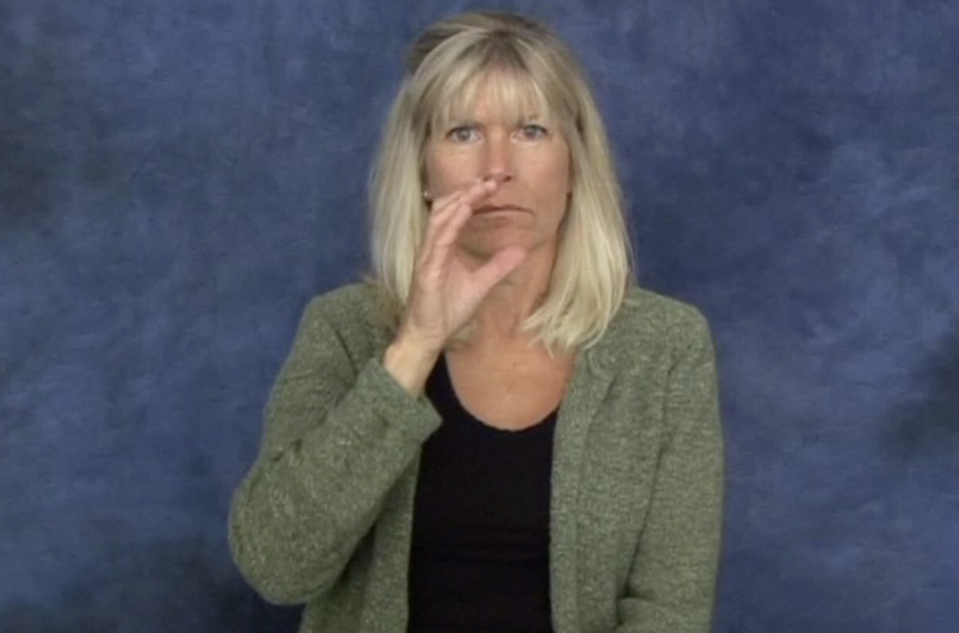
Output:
[423, 74, 572, 264]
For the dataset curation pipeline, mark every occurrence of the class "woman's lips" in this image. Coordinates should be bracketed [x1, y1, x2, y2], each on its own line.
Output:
[473, 204, 529, 214]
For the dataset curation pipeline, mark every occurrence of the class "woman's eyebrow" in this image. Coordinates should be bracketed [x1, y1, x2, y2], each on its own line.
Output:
[442, 117, 479, 128]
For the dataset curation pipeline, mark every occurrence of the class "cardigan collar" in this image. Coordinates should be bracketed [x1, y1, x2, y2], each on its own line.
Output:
[549, 322, 619, 633]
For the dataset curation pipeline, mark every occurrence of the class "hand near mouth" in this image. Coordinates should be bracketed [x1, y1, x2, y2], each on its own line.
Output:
[384, 178, 528, 394]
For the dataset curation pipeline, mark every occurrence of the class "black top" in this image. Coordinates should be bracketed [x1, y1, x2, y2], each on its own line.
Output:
[407, 355, 556, 633]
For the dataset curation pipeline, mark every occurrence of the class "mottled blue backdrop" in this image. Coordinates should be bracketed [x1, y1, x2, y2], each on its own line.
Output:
[2, 0, 957, 631]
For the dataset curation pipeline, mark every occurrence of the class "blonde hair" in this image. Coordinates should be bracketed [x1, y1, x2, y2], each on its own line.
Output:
[369, 11, 633, 351]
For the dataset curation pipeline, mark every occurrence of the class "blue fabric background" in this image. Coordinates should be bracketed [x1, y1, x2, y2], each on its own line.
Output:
[2, 0, 957, 631]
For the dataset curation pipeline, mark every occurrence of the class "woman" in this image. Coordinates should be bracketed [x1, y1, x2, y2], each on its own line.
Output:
[230, 10, 723, 633]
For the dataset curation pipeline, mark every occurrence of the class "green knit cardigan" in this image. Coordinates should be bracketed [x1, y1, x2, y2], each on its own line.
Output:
[229, 282, 724, 633]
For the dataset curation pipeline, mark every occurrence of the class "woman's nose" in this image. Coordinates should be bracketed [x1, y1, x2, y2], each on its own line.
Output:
[482, 134, 514, 182]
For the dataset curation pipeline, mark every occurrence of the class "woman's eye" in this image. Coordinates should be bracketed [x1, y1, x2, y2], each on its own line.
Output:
[519, 124, 548, 139]
[449, 127, 477, 142]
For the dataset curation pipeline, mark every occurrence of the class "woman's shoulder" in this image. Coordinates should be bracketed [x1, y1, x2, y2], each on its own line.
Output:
[619, 285, 710, 334]
[591, 285, 713, 365]
[297, 281, 394, 349]
[306, 280, 381, 316]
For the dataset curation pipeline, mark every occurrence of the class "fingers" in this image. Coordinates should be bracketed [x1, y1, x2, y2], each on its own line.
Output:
[418, 179, 498, 266]
[429, 178, 497, 224]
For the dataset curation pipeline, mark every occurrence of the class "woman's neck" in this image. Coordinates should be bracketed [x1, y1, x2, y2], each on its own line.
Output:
[468, 245, 555, 342]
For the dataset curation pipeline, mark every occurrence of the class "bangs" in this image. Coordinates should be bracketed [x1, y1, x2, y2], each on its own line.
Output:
[431, 67, 554, 131]
[417, 34, 576, 137]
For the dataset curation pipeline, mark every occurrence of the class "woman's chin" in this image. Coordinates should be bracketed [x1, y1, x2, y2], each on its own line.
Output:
[457, 237, 555, 269]
[459, 236, 524, 258]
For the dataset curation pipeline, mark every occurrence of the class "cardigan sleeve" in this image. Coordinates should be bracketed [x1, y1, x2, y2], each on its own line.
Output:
[228, 293, 441, 605]
[614, 313, 725, 632]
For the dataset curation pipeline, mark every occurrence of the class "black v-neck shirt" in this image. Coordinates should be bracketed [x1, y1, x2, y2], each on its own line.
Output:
[407, 355, 556, 633]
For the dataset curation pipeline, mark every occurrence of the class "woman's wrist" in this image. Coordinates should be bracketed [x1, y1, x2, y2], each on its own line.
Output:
[383, 335, 442, 397]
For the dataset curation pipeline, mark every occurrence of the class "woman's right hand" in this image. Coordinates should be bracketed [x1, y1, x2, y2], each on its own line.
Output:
[383, 177, 528, 395]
